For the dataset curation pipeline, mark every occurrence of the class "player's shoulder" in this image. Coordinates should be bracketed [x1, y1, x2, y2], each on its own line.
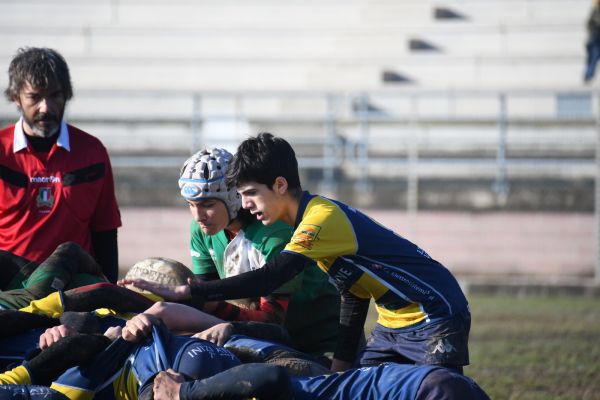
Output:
[308, 193, 346, 210]
[302, 194, 349, 223]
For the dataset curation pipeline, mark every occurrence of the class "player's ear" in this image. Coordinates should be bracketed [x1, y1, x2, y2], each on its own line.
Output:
[273, 176, 288, 195]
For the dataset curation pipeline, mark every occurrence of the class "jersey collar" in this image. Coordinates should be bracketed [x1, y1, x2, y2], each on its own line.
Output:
[13, 117, 71, 153]
[294, 191, 314, 228]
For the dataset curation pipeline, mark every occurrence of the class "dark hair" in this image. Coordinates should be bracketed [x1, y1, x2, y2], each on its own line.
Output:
[4, 47, 73, 102]
[226, 133, 301, 193]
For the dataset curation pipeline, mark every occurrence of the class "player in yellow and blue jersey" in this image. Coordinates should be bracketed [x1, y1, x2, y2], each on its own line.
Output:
[0, 317, 489, 400]
[125, 133, 471, 374]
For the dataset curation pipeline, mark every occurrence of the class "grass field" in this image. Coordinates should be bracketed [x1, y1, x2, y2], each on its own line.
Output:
[365, 294, 600, 400]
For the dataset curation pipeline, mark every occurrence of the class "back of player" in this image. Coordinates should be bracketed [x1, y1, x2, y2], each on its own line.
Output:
[51, 324, 241, 400]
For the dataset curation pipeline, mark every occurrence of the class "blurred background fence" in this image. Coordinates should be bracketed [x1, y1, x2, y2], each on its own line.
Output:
[1, 88, 596, 209]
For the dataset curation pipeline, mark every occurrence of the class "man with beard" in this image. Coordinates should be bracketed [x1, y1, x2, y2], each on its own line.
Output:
[0, 47, 121, 283]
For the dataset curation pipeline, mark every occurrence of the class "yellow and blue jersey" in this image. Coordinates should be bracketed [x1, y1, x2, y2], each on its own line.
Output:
[283, 192, 468, 329]
[50, 325, 241, 400]
[0, 289, 161, 371]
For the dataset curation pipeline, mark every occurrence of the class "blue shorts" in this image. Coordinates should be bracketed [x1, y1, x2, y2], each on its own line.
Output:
[358, 311, 471, 368]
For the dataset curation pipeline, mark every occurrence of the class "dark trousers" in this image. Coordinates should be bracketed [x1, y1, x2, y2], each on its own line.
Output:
[585, 40, 600, 82]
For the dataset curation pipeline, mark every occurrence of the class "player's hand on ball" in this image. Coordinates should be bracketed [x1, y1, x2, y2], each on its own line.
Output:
[117, 278, 191, 301]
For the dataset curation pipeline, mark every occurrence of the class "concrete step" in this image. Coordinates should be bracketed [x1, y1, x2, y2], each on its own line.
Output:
[439, 0, 589, 25]
[0, 25, 585, 61]
[1, 0, 587, 31]
[0, 54, 587, 91]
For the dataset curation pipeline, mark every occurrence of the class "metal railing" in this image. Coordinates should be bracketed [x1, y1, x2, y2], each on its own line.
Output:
[1, 88, 598, 282]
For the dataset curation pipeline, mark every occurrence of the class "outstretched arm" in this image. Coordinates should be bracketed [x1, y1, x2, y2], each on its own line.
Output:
[0, 333, 112, 386]
[194, 320, 292, 347]
[119, 252, 312, 304]
[0, 309, 59, 338]
[39, 311, 104, 350]
[208, 293, 290, 325]
[28, 333, 112, 386]
[141, 302, 224, 334]
[156, 363, 293, 400]
[189, 252, 311, 301]
[62, 282, 154, 313]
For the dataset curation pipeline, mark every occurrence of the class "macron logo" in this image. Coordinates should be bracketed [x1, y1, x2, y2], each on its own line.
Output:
[30, 176, 61, 184]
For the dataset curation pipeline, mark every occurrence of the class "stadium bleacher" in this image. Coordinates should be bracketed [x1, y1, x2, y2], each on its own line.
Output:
[0, 0, 594, 210]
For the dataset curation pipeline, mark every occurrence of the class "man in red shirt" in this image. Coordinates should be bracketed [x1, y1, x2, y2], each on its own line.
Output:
[0, 47, 122, 282]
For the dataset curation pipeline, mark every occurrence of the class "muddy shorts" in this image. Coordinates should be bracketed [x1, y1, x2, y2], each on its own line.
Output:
[358, 311, 471, 369]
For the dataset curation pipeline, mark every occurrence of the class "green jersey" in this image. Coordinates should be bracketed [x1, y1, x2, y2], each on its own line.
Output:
[190, 219, 297, 294]
[189, 219, 340, 355]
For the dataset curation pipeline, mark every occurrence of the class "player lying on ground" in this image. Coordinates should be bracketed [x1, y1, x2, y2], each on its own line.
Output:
[0, 314, 489, 400]
[154, 361, 491, 400]
[122, 133, 472, 374]
[0, 315, 326, 400]
[0, 255, 314, 369]
[0, 255, 241, 371]
[0, 319, 240, 400]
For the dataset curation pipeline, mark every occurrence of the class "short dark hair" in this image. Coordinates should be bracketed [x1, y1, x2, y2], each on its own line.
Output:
[4, 47, 73, 102]
[226, 133, 302, 192]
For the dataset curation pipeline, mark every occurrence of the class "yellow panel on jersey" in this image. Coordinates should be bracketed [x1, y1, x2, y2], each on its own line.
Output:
[285, 196, 357, 270]
[50, 382, 94, 400]
[354, 270, 428, 328]
[113, 366, 138, 400]
[376, 303, 427, 328]
[19, 291, 63, 317]
[351, 274, 387, 299]
[0, 365, 31, 385]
